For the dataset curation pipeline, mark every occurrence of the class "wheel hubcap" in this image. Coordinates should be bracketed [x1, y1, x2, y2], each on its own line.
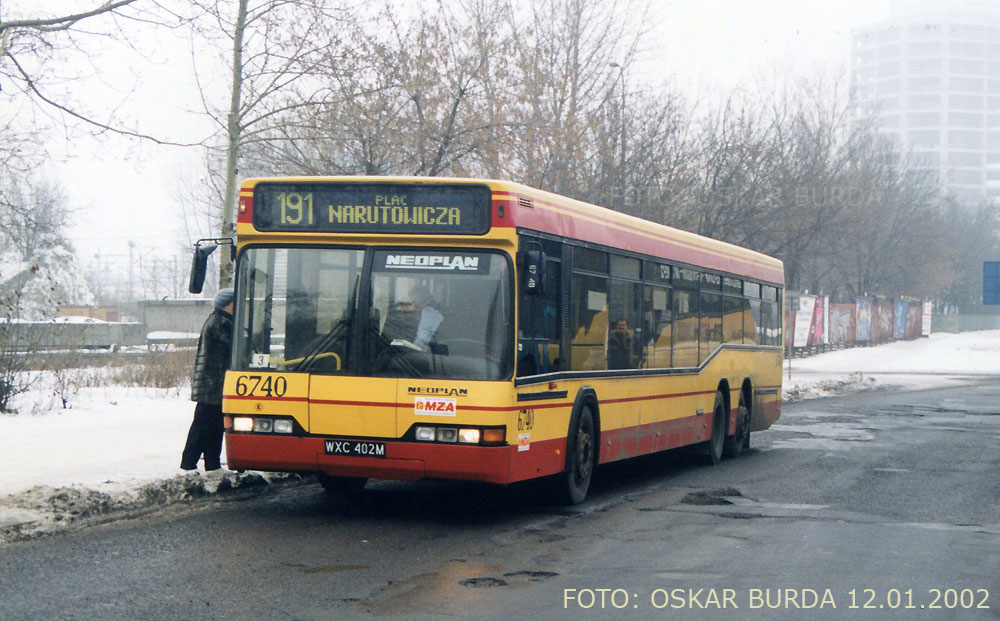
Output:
[577, 429, 592, 480]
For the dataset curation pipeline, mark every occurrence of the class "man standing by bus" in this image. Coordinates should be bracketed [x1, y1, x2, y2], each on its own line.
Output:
[180, 288, 234, 474]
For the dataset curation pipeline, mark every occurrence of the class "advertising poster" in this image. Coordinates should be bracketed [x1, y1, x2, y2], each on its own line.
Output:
[793, 295, 816, 348]
[893, 300, 908, 340]
[829, 304, 855, 343]
[856, 298, 872, 342]
[921, 300, 933, 336]
[812, 296, 827, 346]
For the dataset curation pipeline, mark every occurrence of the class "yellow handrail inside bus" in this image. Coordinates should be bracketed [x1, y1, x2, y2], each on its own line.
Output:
[275, 352, 341, 370]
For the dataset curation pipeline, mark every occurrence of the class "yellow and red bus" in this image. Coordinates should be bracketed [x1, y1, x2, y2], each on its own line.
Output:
[209, 176, 783, 503]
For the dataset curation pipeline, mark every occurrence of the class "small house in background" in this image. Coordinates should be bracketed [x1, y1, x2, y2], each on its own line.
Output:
[137, 299, 214, 347]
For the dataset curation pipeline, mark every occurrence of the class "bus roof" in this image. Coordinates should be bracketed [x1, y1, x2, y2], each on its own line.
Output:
[239, 176, 784, 285]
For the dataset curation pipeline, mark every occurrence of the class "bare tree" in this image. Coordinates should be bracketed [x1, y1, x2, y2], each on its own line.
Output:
[503, 0, 649, 197]
[244, 0, 516, 179]
[0, 1, 198, 148]
[186, 0, 352, 287]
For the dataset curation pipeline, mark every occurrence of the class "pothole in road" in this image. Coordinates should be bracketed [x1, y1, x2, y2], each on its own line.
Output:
[459, 577, 508, 588]
[459, 570, 559, 588]
[679, 488, 743, 506]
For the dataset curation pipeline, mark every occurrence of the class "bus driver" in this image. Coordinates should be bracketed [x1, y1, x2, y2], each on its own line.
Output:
[409, 284, 443, 351]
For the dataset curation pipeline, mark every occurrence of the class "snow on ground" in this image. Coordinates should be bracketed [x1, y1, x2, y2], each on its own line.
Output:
[784, 329, 1000, 400]
[1, 330, 999, 543]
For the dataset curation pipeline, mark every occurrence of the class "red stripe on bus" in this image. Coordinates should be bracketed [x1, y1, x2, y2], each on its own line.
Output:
[225, 395, 309, 402]
[600, 389, 718, 405]
[227, 387, 754, 410]
[309, 399, 397, 408]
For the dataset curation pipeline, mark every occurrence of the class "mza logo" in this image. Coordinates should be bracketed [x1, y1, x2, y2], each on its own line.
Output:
[414, 397, 457, 416]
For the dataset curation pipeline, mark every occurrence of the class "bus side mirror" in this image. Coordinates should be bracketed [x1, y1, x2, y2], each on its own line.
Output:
[188, 243, 218, 294]
[518, 250, 546, 296]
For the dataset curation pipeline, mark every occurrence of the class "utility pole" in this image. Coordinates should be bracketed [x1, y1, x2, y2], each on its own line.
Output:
[128, 241, 135, 302]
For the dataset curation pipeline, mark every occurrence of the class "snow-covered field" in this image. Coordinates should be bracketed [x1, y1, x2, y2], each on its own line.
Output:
[1, 330, 998, 543]
[783, 329, 1000, 399]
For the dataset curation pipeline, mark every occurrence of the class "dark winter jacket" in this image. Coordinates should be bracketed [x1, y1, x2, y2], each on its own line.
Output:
[190, 308, 233, 405]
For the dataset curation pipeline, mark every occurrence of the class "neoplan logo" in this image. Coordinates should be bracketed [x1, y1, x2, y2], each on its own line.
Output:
[386, 255, 479, 271]
[408, 387, 469, 396]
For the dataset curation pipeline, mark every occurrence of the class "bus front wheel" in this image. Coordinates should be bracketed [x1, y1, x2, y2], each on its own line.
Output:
[562, 405, 596, 504]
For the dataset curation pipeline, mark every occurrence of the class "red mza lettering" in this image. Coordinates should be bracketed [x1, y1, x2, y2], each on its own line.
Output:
[413, 397, 457, 417]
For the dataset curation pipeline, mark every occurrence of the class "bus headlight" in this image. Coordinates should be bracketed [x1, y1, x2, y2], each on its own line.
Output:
[232, 416, 294, 433]
[410, 425, 505, 445]
[273, 419, 293, 434]
[458, 428, 480, 444]
[233, 417, 254, 432]
[253, 418, 273, 433]
[436, 427, 458, 443]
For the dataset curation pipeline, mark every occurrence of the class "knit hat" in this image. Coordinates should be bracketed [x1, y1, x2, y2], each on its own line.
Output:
[213, 288, 235, 310]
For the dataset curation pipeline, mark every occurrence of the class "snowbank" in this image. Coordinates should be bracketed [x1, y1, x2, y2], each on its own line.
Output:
[784, 330, 1000, 400]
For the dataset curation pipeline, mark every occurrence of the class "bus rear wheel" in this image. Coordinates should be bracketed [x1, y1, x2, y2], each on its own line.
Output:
[318, 473, 368, 497]
[562, 405, 596, 504]
[705, 390, 726, 465]
[725, 389, 750, 458]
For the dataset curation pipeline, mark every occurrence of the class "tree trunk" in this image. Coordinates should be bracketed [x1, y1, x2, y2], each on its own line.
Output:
[219, 0, 248, 288]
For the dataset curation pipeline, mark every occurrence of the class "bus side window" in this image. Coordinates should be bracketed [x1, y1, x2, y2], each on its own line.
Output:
[699, 291, 722, 363]
[749, 299, 763, 344]
[672, 288, 699, 367]
[570, 273, 608, 371]
[608, 278, 642, 369]
[722, 294, 743, 343]
[517, 250, 562, 376]
[643, 285, 672, 368]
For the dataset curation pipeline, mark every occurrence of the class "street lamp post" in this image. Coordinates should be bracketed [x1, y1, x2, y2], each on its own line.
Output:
[609, 62, 626, 206]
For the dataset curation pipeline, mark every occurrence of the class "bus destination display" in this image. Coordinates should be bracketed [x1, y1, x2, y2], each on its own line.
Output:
[253, 183, 491, 235]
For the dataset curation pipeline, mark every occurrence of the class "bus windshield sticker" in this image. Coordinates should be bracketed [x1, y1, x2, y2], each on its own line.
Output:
[587, 290, 607, 312]
[414, 397, 457, 416]
[252, 183, 490, 234]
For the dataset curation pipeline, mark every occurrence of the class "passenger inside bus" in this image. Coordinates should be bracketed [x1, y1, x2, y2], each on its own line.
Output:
[608, 317, 639, 369]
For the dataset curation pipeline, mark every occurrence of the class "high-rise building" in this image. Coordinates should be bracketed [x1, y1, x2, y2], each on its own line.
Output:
[851, 0, 1000, 206]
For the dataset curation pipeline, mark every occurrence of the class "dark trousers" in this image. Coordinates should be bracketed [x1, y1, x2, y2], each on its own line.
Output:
[180, 402, 224, 470]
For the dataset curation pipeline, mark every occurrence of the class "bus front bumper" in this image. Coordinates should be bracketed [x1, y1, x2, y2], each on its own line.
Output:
[225, 433, 516, 485]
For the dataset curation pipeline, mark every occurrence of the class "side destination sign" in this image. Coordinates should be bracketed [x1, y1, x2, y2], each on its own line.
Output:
[253, 182, 491, 235]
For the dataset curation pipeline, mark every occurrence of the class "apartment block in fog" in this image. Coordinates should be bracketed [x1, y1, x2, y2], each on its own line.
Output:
[851, 0, 1000, 206]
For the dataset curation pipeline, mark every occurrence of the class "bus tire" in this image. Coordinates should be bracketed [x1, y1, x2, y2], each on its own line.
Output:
[724, 388, 751, 458]
[562, 405, 596, 504]
[705, 390, 726, 465]
[318, 473, 368, 497]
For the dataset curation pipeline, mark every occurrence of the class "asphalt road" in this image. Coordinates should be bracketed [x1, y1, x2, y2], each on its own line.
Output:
[1, 381, 999, 620]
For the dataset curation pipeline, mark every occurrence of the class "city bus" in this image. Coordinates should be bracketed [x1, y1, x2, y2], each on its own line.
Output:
[194, 176, 784, 504]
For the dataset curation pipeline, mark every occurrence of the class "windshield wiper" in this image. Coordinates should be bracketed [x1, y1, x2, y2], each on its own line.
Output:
[288, 317, 351, 372]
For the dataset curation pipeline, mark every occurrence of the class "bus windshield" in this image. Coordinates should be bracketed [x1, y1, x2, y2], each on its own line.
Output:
[233, 246, 514, 381]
